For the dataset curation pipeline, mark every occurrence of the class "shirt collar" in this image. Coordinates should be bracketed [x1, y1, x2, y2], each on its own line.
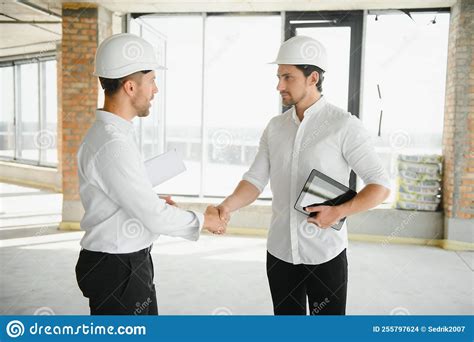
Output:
[96, 109, 134, 134]
[291, 96, 327, 124]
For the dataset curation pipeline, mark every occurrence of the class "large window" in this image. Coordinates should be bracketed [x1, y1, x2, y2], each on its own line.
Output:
[129, 10, 449, 200]
[0, 58, 58, 166]
[361, 11, 449, 201]
[202, 15, 280, 197]
[131, 14, 281, 197]
[131, 15, 204, 196]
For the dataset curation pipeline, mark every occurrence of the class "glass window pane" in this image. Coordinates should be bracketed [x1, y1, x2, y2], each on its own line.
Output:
[203, 15, 281, 197]
[0, 67, 15, 159]
[361, 13, 449, 201]
[44, 60, 58, 165]
[19, 63, 40, 162]
[139, 22, 166, 159]
[134, 16, 204, 196]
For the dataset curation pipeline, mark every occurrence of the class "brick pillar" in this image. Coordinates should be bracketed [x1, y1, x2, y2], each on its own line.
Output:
[442, 0, 474, 248]
[59, 3, 112, 230]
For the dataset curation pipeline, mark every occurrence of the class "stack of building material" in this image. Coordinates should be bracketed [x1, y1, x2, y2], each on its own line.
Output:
[396, 155, 442, 211]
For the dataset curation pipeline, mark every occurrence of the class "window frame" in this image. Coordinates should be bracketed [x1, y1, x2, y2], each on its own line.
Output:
[127, 9, 451, 199]
[129, 12, 281, 199]
[0, 54, 58, 168]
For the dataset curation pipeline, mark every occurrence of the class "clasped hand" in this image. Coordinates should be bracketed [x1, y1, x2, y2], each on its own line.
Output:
[162, 195, 230, 235]
[203, 206, 229, 235]
[304, 205, 343, 228]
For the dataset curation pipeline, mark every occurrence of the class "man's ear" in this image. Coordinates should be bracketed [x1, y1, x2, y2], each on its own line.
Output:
[122, 78, 136, 97]
[310, 71, 319, 86]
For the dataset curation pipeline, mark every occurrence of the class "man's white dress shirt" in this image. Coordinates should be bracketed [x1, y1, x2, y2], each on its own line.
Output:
[243, 97, 390, 265]
[78, 110, 203, 254]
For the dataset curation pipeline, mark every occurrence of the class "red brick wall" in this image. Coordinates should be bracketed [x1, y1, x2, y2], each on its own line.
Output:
[442, 0, 474, 220]
[60, 3, 99, 201]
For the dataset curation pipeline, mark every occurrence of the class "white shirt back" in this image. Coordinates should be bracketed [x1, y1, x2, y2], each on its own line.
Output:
[78, 110, 203, 254]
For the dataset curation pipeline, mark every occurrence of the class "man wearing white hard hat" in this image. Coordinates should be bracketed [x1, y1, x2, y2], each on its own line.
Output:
[216, 36, 390, 315]
[75, 33, 226, 315]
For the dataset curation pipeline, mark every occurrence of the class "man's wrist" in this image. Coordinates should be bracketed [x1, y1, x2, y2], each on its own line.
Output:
[336, 201, 352, 218]
[218, 200, 232, 213]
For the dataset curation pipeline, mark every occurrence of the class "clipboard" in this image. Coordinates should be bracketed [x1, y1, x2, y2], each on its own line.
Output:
[144, 149, 186, 187]
[294, 169, 357, 231]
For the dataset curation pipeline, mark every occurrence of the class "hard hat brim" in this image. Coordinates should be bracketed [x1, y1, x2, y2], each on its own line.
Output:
[93, 62, 167, 78]
[268, 59, 326, 72]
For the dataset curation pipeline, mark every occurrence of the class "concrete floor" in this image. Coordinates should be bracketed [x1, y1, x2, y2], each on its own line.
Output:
[0, 183, 473, 315]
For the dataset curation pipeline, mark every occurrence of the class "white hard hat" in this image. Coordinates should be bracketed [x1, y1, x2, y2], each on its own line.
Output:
[270, 35, 328, 72]
[93, 33, 166, 79]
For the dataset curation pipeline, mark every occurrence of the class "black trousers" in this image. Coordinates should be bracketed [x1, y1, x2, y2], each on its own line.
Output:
[266, 249, 348, 315]
[75, 246, 158, 315]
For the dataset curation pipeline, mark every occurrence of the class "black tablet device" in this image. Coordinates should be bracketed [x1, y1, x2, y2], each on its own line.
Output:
[294, 169, 357, 231]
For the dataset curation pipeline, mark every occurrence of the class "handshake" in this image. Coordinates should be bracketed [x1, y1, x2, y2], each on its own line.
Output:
[160, 196, 230, 235]
[203, 205, 230, 235]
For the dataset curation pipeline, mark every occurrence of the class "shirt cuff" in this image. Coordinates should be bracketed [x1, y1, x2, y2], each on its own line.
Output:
[191, 210, 205, 231]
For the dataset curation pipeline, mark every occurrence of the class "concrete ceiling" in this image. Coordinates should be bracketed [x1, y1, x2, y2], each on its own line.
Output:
[0, 1, 61, 58]
[0, 0, 454, 59]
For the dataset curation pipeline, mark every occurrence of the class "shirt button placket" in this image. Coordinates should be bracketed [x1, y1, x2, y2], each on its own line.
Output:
[290, 120, 306, 265]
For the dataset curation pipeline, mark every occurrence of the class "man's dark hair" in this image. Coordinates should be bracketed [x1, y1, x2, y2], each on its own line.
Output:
[99, 70, 152, 96]
[295, 65, 325, 93]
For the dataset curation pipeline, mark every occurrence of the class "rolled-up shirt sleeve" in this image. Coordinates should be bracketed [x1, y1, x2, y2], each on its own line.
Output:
[341, 116, 391, 190]
[242, 125, 270, 192]
[93, 139, 202, 241]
